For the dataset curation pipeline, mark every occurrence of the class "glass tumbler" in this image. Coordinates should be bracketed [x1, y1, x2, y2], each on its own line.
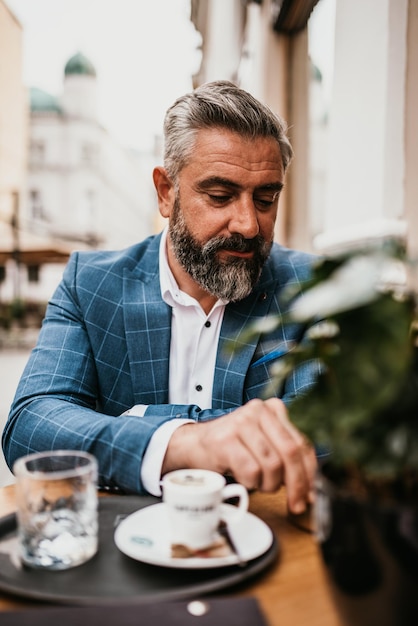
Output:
[14, 450, 98, 570]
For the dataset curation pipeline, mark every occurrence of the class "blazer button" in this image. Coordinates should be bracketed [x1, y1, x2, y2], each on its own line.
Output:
[258, 292, 267, 301]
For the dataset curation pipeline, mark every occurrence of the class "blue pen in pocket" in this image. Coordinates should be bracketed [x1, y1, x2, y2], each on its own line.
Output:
[251, 348, 288, 368]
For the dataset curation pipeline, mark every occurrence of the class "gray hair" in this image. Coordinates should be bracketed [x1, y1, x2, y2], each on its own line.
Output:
[163, 80, 293, 183]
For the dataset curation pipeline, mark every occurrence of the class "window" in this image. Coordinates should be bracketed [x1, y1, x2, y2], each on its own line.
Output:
[30, 140, 46, 164]
[27, 265, 40, 283]
[29, 189, 47, 221]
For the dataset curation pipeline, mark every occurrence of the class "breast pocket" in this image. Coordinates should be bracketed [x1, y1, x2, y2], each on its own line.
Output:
[244, 343, 292, 401]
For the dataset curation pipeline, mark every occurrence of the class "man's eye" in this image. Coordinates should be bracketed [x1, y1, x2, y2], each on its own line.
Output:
[255, 197, 276, 209]
[208, 194, 230, 204]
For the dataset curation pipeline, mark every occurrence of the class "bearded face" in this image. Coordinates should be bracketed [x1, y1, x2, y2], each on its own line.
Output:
[168, 194, 272, 301]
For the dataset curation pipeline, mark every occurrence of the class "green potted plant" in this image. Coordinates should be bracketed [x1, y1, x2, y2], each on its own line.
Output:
[246, 238, 418, 626]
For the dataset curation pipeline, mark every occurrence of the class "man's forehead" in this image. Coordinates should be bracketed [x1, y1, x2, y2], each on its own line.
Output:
[183, 129, 284, 182]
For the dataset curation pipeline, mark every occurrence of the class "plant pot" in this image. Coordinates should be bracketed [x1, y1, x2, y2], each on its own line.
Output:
[314, 465, 418, 626]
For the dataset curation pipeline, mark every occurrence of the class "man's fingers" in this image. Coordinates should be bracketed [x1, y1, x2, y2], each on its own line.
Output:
[163, 398, 317, 512]
[263, 398, 317, 513]
[235, 429, 284, 492]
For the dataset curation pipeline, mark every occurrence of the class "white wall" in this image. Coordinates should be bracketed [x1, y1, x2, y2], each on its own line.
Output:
[321, 0, 409, 243]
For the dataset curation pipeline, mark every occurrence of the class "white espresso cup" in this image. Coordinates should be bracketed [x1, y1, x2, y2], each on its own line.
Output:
[162, 469, 249, 550]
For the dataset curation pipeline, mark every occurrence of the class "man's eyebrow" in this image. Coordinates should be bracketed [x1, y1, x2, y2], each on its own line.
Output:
[196, 176, 241, 191]
[256, 182, 284, 193]
[196, 177, 284, 193]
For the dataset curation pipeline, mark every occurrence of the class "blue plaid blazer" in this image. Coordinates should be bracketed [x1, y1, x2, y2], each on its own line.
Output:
[3, 233, 318, 493]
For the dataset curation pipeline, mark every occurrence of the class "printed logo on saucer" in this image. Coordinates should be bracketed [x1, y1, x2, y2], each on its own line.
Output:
[131, 535, 153, 547]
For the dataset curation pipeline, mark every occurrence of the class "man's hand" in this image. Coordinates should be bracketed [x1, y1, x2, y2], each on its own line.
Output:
[162, 398, 317, 514]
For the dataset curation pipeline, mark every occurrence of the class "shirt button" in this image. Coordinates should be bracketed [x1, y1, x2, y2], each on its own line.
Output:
[195, 384, 203, 392]
[205, 320, 211, 327]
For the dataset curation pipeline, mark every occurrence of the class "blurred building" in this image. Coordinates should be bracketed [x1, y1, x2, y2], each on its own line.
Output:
[22, 51, 157, 303]
[0, 25, 158, 307]
[28, 52, 156, 250]
[190, 0, 418, 256]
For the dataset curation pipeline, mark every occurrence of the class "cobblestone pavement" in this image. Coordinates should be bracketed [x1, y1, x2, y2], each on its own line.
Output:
[0, 348, 33, 487]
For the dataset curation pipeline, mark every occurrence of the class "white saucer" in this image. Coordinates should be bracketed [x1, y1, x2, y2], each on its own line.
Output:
[114, 502, 274, 569]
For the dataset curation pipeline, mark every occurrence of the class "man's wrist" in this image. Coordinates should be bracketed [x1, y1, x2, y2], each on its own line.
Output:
[161, 422, 199, 475]
[142, 419, 194, 495]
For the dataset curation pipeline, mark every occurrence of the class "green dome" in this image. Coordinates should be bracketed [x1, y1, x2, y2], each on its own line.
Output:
[64, 52, 96, 78]
[30, 87, 62, 113]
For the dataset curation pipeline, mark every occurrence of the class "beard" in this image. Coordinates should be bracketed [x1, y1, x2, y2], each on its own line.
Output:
[168, 195, 272, 301]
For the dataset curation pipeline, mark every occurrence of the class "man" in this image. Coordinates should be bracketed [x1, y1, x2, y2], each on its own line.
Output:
[3, 81, 318, 514]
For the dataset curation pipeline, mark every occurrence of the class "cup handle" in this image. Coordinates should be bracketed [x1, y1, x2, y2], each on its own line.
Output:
[221, 483, 249, 523]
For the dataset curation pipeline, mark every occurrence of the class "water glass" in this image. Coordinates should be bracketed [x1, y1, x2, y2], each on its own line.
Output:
[14, 450, 98, 570]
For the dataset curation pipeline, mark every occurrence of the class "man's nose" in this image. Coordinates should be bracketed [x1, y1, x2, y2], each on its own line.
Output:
[228, 197, 260, 238]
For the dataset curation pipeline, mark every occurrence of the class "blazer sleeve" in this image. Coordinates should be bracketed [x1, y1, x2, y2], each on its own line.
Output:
[1, 255, 208, 494]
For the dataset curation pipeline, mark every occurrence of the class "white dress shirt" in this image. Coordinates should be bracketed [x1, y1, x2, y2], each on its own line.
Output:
[122, 227, 226, 495]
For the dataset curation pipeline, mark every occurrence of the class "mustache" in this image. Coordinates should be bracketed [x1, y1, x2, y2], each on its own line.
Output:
[203, 234, 265, 255]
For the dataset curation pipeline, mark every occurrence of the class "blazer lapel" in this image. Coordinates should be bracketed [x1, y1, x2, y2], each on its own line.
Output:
[213, 277, 278, 409]
[123, 237, 172, 405]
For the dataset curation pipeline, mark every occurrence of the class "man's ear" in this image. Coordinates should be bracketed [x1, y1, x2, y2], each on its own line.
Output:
[153, 167, 175, 219]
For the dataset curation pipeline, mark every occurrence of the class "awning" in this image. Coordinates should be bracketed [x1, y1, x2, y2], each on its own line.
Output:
[0, 223, 75, 266]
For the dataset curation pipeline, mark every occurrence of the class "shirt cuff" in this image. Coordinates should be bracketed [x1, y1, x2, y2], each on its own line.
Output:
[141, 419, 194, 496]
